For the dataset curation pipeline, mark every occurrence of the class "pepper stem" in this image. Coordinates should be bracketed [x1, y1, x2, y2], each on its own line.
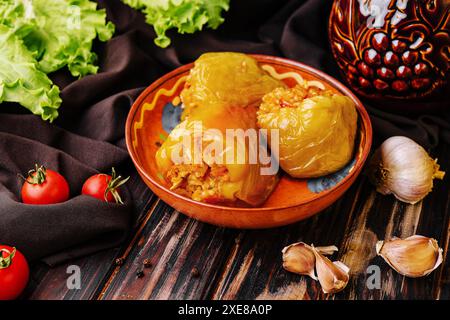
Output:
[0, 248, 16, 269]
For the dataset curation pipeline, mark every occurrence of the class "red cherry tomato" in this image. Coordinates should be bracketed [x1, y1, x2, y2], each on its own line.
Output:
[0, 245, 30, 300]
[21, 165, 70, 205]
[82, 168, 129, 204]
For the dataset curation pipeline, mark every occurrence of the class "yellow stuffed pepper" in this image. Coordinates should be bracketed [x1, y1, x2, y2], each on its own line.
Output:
[156, 52, 284, 206]
[257, 84, 358, 178]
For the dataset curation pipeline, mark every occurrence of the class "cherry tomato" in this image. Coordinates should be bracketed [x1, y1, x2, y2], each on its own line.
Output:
[21, 165, 70, 205]
[82, 168, 129, 204]
[0, 245, 30, 300]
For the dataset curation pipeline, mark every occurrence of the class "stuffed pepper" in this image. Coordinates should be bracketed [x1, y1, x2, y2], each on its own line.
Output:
[156, 52, 284, 206]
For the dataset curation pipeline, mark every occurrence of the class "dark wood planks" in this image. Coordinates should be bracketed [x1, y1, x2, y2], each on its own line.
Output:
[429, 144, 450, 300]
[99, 200, 240, 300]
[209, 177, 375, 300]
[208, 144, 450, 300]
[25, 145, 450, 299]
[26, 248, 120, 300]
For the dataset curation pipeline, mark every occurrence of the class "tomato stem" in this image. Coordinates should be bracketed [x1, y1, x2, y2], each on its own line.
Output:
[18, 164, 47, 185]
[104, 168, 130, 204]
[0, 248, 16, 269]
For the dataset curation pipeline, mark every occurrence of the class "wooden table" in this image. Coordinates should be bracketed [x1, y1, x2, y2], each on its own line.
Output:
[24, 144, 450, 300]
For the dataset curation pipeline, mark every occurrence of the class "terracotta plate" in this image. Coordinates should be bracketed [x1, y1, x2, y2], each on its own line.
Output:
[125, 54, 372, 229]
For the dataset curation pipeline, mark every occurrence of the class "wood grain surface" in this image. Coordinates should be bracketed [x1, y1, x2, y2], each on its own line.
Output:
[25, 145, 450, 300]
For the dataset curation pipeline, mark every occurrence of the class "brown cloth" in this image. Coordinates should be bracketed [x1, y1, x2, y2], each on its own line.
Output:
[0, 0, 448, 265]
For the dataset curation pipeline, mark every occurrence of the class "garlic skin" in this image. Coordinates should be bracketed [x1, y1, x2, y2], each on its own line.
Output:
[312, 247, 350, 294]
[282, 242, 317, 279]
[368, 136, 445, 204]
[282, 242, 349, 294]
[282, 242, 339, 280]
[376, 235, 443, 278]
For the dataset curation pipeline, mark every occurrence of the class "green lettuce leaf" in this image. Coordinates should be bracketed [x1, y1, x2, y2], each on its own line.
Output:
[122, 0, 229, 48]
[0, 25, 61, 122]
[0, 0, 115, 121]
[0, 0, 115, 78]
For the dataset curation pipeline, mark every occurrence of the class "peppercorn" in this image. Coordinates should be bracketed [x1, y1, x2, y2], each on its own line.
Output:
[143, 259, 152, 268]
[191, 267, 200, 278]
[115, 258, 124, 266]
[136, 270, 145, 278]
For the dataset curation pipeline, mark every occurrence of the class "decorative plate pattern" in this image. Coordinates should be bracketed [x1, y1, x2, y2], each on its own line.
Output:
[307, 159, 357, 193]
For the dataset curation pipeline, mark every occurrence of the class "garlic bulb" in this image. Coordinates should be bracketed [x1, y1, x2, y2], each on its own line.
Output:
[368, 136, 445, 204]
[376, 235, 443, 278]
[282, 242, 349, 294]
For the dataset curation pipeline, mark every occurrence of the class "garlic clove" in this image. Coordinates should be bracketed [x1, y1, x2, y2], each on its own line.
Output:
[282, 242, 317, 280]
[376, 235, 443, 278]
[312, 246, 350, 294]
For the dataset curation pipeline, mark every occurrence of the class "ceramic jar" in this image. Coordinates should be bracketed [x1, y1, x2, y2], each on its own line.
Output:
[329, 0, 449, 112]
